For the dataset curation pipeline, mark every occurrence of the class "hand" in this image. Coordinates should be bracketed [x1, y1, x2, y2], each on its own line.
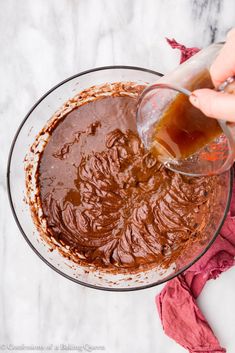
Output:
[189, 28, 235, 122]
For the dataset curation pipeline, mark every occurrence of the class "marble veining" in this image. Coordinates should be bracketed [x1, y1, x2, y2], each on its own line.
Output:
[1, 0, 235, 352]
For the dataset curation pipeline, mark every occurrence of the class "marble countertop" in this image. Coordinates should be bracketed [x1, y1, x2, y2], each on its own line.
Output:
[1, 0, 235, 352]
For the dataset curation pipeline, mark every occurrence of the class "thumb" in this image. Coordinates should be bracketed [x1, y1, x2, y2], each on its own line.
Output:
[189, 88, 235, 122]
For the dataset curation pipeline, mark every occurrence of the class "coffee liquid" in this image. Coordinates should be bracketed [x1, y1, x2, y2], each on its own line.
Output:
[151, 71, 223, 160]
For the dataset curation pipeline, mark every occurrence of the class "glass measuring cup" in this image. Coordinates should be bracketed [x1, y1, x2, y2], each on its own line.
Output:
[137, 43, 235, 176]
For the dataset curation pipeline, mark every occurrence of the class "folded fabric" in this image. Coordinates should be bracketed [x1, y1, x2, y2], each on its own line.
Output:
[166, 38, 200, 63]
[156, 39, 235, 353]
[156, 216, 235, 353]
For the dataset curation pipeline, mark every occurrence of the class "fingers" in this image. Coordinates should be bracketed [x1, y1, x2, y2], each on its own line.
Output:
[210, 28, 235, 88]
[189, 88, 235, 122]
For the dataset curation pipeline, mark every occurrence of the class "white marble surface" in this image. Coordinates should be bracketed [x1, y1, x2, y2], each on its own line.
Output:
[1, 0, 235, 352]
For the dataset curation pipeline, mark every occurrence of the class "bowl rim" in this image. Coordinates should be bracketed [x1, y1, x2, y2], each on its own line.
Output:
[6, 65, 234, 291]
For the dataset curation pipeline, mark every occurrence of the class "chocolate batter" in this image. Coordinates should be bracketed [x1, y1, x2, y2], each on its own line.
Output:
[27, 82, 223, 272]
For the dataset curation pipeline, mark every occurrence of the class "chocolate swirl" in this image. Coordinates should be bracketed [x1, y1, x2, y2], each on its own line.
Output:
[34, 88, 221, 271]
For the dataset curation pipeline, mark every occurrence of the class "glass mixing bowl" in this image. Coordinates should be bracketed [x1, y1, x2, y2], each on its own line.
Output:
[7, 66, 233, 291]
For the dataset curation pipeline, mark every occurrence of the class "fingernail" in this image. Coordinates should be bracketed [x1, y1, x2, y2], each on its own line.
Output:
[189, 93, 199, 107]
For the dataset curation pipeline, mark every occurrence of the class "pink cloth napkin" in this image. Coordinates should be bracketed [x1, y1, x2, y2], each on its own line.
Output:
[156, 39, 235, 353]
[166, 38, 200, 63]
